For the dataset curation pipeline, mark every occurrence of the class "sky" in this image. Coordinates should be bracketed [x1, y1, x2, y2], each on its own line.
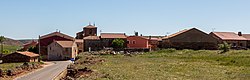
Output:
[1, 0, 250, 39]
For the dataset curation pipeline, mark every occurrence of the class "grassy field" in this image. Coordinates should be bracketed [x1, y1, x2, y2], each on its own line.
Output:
[77, 49, 250, 80]
[2, 45, 22, 54]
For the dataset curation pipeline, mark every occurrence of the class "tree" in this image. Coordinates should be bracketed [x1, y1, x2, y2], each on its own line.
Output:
[218, 41, 231, 53]
[0, 36, 5, 58]
[112, 38, 125, 50]
[28, 46, 38, 53]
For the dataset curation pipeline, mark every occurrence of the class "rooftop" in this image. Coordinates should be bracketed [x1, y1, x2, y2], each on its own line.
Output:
[100, 33, 127, 39]
[40, 32, 74, 40]
[84, 24, 97, 29]
[211, 32, 247, 40]
[56, 41, 74, 48]
[16, 51, 39, 57]
[83, 36, 100, 40]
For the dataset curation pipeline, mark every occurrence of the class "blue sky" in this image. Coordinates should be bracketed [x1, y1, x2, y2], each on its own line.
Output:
[1, 0, 250, 39]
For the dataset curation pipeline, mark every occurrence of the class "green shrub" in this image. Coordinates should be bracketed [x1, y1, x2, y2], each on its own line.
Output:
[3, 49, 10, 54]
[218, 41, 231, 53]
[28, 46, 38, 53]
[112, 39, 125, 51]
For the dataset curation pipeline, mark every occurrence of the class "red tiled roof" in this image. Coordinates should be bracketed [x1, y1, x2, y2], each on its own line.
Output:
[16, 51, 39, 57]
[84, 25, 97, 29]
[242, 34, 250, 40]
[40, 32, 74, 40]
[211, 32, 247, 40]
[56, 41, 74, 48]
[100, 33, 127, 39]
[83, 36, 100, 40]
[162, 28, 191, 39]
[148, 38, 162, 41]
[23, 40, 38, 46]
[75, 39, 83, 43]
[128, 36, 148, 40]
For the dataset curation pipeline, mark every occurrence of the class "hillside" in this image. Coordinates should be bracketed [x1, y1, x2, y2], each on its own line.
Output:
[3, 38, 23, 46]
[0, 37, 23, 54]
[18, 39, 38, 44]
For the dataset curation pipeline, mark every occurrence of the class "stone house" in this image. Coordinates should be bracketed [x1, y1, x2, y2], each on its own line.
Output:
[162, 28, 218, 50]
[39, 31, 74, 60]
[47, 41, 78, 60]
[3, 51, 39, 63]
[210, 32, 247, 48]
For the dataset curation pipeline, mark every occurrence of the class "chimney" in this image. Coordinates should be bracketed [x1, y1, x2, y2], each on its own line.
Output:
[135, 32, 138, 36]
[238, 32, 242, 36]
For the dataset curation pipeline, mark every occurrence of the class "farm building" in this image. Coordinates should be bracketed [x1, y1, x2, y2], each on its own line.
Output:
[83, 36, 102, 51]
[2, 51, 39, 63]
[126, 36, 162, 51]
[47, 41, 78, 60]
[147, 36, 162, 50]
[127, 36, 150, 49]
[39, 31, 74, 60]
[242, 34, 250, 48]
[100, 33, 127, 48]
[22, 40, 38, 51]
[162, 28, 218, 50]
[210, 32, 247, 48]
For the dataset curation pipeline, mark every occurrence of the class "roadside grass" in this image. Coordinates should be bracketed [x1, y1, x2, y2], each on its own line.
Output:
[78, 49, 250, 80]
[0, 62, 44, 71]
[0, 63, 23, 71]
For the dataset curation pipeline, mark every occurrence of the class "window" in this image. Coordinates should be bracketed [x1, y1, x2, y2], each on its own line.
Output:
[89, 29, 92, 34]
[233, 43, 236, 46]
[132, 40, 136, 44]
[240, 43, 243, 46]
[65, 48, 69, 52]
[127, 41, 130, 44]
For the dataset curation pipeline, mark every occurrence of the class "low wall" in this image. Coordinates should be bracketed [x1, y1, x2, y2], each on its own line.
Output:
[53, 68, 67, 80]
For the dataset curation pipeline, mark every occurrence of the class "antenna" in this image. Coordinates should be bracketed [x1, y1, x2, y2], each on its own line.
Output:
[89, 22, 91, 25]
[166, 32, 170, 36]
[212, 28, 216, 32]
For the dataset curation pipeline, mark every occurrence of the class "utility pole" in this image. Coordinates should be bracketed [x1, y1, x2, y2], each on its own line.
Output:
[1, 42, 3, 58]
[0, 36, 5, 58]
[38, 35, 41, 62]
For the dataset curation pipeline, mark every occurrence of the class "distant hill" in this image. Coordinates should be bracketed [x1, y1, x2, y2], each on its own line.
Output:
[3, 38, 23, 46]
[18, 39, 38, 44]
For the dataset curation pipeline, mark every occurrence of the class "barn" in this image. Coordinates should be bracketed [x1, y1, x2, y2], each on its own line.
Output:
[161, 28, 218, 50]
[3, 51, 39, 63]
[39, 31, 74, 60]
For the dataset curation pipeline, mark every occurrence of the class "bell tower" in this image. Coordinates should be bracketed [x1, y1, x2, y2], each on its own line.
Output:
[83, 24, 97, 37]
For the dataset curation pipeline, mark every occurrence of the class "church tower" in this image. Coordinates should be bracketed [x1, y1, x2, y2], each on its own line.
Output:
[83, 24, 97, 37]
[76, 23, 97, 39]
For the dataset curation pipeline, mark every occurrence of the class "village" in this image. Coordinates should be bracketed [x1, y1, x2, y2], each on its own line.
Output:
[1, 23, 250, 79]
